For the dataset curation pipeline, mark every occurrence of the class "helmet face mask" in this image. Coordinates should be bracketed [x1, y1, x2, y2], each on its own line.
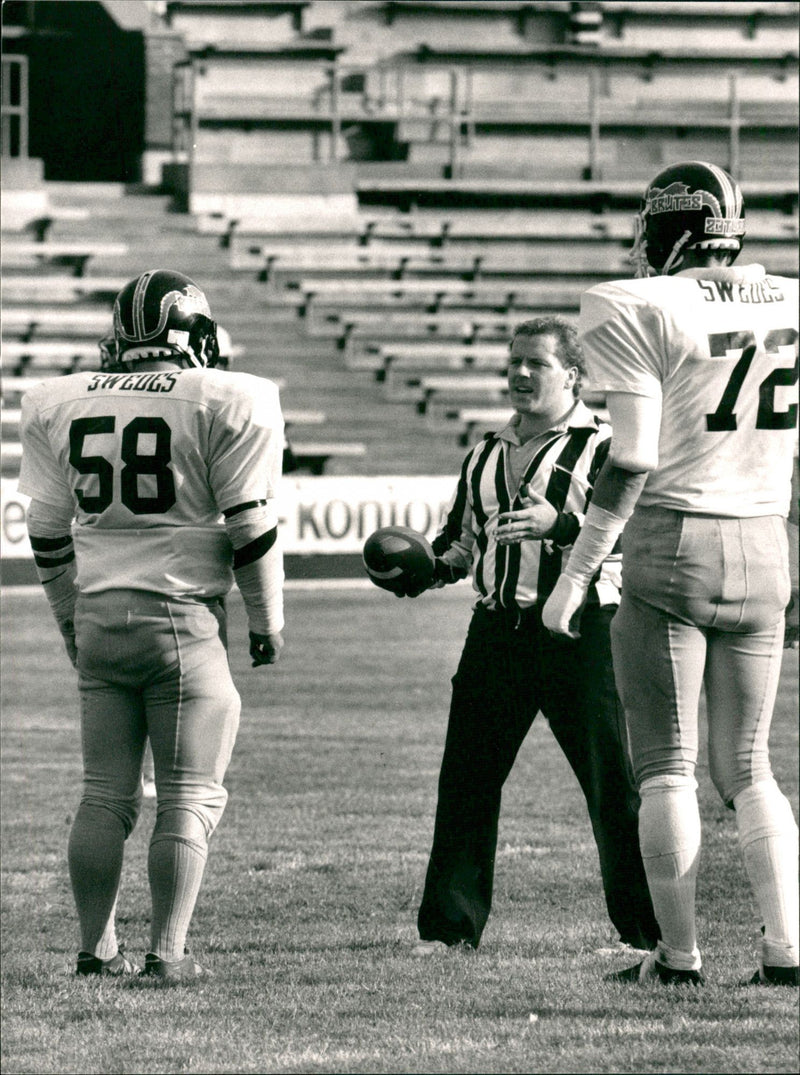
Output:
[630, 161, 746, 278]
[112, 270, 219, 369]
[98, 334, 122, 372]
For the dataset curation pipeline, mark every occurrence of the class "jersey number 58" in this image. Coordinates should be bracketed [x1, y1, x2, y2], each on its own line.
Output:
[69, 415, 176, 515]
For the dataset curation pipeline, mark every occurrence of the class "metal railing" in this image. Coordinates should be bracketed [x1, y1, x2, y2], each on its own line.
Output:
[1, 54, 29, 159]
[171, 60, 786, 181]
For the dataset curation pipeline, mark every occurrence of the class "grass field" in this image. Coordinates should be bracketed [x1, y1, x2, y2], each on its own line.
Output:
[1, 582, 798, 1075]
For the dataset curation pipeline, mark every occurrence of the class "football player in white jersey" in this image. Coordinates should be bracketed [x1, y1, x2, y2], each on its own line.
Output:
[542, 162, 799, 987]
[19, 270, 285, 982]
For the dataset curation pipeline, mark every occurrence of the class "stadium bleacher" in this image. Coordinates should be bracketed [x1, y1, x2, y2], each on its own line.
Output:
[2, 307, 115, 337]
[1, 0, 798, 474]
[2, 240, 129, 276]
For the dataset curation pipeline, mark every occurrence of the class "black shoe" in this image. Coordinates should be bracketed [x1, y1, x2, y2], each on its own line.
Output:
[654, 960, 705, 985]
[608, 952, 704, 986]
[608, 959, 649, 983]
[140, 950, 211, 983]
[743, 964, 799, 987]
[76, 946, 140, 977]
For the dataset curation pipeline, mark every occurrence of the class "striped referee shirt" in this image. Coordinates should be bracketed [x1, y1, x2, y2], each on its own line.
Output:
[434, 399, 622, 611]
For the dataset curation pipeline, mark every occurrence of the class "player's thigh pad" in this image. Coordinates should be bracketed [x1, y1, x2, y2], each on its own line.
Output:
[147, 599, 240, 836]
[611, 594, 705, 785]
[704, 621, 784, 804]
[77, 591, 240, 834]
[77, 673, 147, 835]
[621, 509, 790, 633]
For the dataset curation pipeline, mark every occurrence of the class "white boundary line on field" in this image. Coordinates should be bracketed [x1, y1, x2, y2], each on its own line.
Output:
[2, 578, 473, 596]
[2, 579, 373, 596]
[285, 578, 373, 590]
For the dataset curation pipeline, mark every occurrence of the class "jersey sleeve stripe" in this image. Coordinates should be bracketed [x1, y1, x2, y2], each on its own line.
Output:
[30, 534, 74, 552]
[232, 526, 278, 570]
[432, 451, 472, 556]
[223, 499, 268, 519]
[33, 549, 76, 569]
[537, 429, 594, 601]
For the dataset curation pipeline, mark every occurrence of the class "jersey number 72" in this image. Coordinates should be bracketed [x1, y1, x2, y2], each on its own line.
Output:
[705, 328, 798, 432]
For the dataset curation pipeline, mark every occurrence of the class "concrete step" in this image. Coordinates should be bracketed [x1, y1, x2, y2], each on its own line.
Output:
[4, 183, 488, 474]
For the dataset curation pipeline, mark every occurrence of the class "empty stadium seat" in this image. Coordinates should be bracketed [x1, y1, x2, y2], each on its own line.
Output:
[3, 0, 798, 471]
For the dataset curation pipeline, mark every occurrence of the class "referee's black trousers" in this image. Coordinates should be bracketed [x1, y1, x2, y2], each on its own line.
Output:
[417, 603, 660, 951]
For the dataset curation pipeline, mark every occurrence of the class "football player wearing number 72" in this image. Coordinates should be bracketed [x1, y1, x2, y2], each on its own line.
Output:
[542, 161, 799, 988]
[19, 270, 285, 982]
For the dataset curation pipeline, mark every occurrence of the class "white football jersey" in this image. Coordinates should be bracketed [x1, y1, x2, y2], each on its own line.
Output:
[579, 264, 798, 516]
[19, 367, 284, 597]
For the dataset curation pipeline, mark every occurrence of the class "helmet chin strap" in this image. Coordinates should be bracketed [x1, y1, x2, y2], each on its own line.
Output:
[178, 350, 206, 369]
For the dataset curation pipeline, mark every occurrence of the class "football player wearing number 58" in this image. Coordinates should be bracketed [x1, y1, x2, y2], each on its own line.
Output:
[543, 161, 799, 987]
[19, 270, 285, 982]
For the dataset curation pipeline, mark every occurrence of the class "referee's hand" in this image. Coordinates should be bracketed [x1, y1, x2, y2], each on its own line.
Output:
[496, 486, 558, 543]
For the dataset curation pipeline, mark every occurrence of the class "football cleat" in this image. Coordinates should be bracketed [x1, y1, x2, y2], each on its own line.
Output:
[76, 946, 140, 977]
[742, 964, 799, 987]
[112, 269, 219, 370]
[631, 160, 745, 278]
[410, 940, 450, 957]
[140, 950, 211, 983]
[410, 939, 475, 957]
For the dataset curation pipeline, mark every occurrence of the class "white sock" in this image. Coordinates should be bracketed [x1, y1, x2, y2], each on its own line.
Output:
[149, 823, 208, 962]
[735, 779, 799, 968]
[638, 775, 702, 971]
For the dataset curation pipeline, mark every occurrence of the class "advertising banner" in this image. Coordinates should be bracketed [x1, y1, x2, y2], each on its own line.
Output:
[1, 475, 455, 561]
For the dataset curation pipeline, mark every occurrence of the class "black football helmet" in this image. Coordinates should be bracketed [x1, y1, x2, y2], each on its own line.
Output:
[631, 161, 746, 277]
[112, 269, 219, 368]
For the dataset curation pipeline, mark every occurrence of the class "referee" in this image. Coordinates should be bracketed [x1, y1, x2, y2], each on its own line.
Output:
[399, 316, 659, 955]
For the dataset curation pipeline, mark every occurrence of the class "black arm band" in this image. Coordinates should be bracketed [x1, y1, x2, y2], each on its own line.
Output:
[30, 534, 73, 551]
[224, 499, 268, 519]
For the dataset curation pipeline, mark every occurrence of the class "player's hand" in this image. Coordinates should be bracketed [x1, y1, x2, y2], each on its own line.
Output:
[249, 630, 284, 667]
[59, 619, 78, 668]
[541, 575, 586, 639]
[496, 486, 558, 544]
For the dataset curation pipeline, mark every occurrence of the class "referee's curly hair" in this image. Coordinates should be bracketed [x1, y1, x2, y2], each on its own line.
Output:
[510, 316, 586, 398]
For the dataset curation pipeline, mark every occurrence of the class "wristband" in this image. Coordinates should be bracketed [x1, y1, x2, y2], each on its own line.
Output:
[549, 512, 580, 548]
[433, 557, 467, 585]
